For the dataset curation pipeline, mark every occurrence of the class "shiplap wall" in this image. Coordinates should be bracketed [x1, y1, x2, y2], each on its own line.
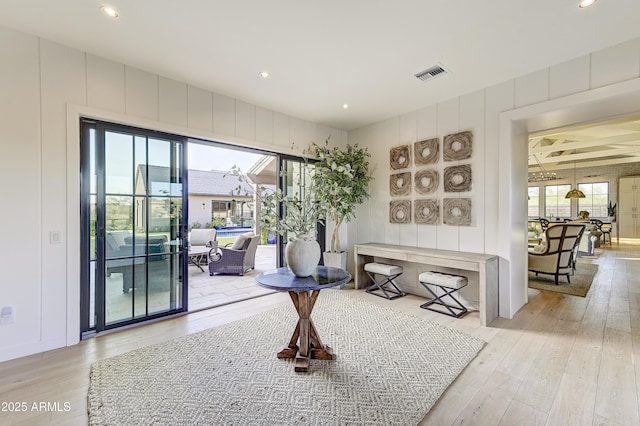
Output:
[347, 37, 640, 316]
[0, 25, 346, 362]
[1, 22, 639, 362]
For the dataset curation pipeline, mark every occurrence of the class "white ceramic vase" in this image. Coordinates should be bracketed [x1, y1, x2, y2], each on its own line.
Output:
[285, 235, 321, 277]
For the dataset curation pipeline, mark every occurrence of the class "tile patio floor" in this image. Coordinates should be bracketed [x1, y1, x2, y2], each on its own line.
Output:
[187, 244, 278, 312]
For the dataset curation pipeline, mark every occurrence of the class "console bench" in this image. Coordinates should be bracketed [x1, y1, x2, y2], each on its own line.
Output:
[353, 243, 499, 326]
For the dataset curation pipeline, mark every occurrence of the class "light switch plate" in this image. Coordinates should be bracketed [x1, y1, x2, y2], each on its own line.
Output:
[49, 231, 61, 244]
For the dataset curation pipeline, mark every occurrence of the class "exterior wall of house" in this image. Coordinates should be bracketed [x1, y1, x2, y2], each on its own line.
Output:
[189, 195, 216, 228]
[188, 194, 253, 229]
[0, 25, 347, 362]
[347, 37, 640, 317]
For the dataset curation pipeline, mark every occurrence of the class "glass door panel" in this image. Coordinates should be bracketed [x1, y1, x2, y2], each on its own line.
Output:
[81, 120, 188, 334]
[277, 156, 325, 266]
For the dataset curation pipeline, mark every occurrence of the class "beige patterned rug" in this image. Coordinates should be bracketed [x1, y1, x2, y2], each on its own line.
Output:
[88, 291, 485, 425]
[528, 263, 598, 297]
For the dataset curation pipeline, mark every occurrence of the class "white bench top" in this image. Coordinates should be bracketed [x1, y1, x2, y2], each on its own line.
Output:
[419, 271, 468, 289]
[364, 262, 403, 276]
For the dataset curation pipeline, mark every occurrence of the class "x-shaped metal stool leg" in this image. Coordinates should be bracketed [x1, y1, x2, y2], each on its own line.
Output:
[365, 271, 404, 300]
[419, 282, 468, 318]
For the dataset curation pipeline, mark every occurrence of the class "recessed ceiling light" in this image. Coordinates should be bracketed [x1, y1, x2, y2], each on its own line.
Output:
[578, 0, 596, 8]
[101, 5, 119, 18]
[259, 71, 270, 79]
[342, 104, 349, 109]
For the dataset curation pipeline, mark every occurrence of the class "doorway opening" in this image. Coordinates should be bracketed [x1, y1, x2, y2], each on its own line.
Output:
[185, 141, 278, 312]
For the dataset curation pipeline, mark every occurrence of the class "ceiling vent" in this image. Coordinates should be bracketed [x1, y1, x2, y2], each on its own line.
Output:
[414, 64, 448, 82]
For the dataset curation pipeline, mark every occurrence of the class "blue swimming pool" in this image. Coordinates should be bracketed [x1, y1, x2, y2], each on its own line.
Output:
[215, 226, 254, 237]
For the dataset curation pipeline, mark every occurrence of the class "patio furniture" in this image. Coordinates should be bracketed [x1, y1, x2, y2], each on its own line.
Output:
[105, 234, 172, 293]
[364, 262, 404, 300]
[208, 234, 260, 276]
[528, 224, 584, 285]
[188, 243, 217, 272]
[189, 229, 217, 269]
[189, 228, 217, 248]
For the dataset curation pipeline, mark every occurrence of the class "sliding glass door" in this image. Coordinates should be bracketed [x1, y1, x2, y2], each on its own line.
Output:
[277, 155, 325, 266]
[81, 120, 188, 334]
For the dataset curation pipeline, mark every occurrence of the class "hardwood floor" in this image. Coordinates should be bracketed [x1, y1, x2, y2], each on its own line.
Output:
[1, 240, 639, 425]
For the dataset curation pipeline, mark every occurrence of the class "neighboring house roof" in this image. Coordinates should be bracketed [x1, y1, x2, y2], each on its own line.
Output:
[189, 169, 254, 197]
[137, 165, 255, 198]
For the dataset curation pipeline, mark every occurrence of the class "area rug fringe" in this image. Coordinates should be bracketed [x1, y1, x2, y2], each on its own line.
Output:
[88, 290, 484, 425]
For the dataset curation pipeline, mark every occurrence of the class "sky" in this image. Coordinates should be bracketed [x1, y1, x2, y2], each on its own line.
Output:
[187, 143, 266, 172]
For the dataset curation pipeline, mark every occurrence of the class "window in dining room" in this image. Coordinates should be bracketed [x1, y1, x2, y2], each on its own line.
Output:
[528, 186, 540, 217]
[545, 184, 571, 218]
[577, 182, 609, 217]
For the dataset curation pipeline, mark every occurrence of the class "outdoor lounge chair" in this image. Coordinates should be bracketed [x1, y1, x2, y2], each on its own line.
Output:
[189, 228, 217, 248]
[188, 228, 218, 268]
[208, 234, 260, 276]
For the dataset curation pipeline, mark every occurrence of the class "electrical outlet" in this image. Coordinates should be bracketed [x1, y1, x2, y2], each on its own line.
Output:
[1, 306, 14, 324]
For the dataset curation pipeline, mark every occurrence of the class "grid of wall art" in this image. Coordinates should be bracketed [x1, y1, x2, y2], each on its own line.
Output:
[389, 131, 473, 226]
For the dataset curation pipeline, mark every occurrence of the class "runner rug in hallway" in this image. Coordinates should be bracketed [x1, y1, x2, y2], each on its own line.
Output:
[88, 290, 485, 425]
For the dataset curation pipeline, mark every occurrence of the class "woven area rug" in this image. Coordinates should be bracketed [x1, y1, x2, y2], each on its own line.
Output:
[528, 263, 598, 297]
[88, 290, 485, 425]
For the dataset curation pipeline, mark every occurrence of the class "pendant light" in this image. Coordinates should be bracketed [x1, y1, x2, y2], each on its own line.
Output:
[565, 161, 585, 199]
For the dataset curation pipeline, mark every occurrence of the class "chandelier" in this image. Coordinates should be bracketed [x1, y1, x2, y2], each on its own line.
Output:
[528, 154, 557, 182]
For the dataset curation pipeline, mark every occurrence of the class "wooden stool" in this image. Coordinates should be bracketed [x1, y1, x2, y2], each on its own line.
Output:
[419, 271, 468, 318]
[364, 263, 404, 300]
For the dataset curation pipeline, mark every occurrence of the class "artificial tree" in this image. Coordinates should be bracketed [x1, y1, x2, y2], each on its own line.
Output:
[307, 138, 372, 258]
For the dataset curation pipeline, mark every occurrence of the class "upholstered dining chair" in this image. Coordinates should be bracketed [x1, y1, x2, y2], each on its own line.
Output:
[590, 219, 611, 245]
[539, 218, 550, 232]
[528, 224, 585, 285]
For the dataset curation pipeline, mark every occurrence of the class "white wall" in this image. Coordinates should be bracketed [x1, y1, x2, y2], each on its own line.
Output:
[347, 37, 640, 318]
[0, 25, 346, 363]
[2, 23, 640, 362]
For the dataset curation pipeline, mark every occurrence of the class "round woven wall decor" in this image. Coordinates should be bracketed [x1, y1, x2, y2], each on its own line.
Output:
[390, 172, 411, 197]
[389, 200, 412, 224]
[414, 169, 439, 195]
[414, 138, 439, 165]
[444, 165, 472, 192]
[414, 199, 439, 224]
[443, 131, 473, 161]
[390, 145, 411, 170]
[443, 198, 472, 226]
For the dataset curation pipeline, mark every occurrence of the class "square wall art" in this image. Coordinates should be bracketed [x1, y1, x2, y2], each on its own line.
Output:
[444, 165, 472, 192]
[414, 199, 439, 224]
[443, 131, 473, 161]
[390, 200, 411, 224]
[414, 138, 439, 165]
[390, 145, 411, 170]
[390, 172, 411, 197]
[443, 198, 472, 226]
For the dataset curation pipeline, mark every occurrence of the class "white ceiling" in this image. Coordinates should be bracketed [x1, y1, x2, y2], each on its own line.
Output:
[0, 1, 639, 131]
[529, 115, 640, 173]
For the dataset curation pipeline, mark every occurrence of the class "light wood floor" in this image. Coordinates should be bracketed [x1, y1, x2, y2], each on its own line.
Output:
[1, 240, 639, 425]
